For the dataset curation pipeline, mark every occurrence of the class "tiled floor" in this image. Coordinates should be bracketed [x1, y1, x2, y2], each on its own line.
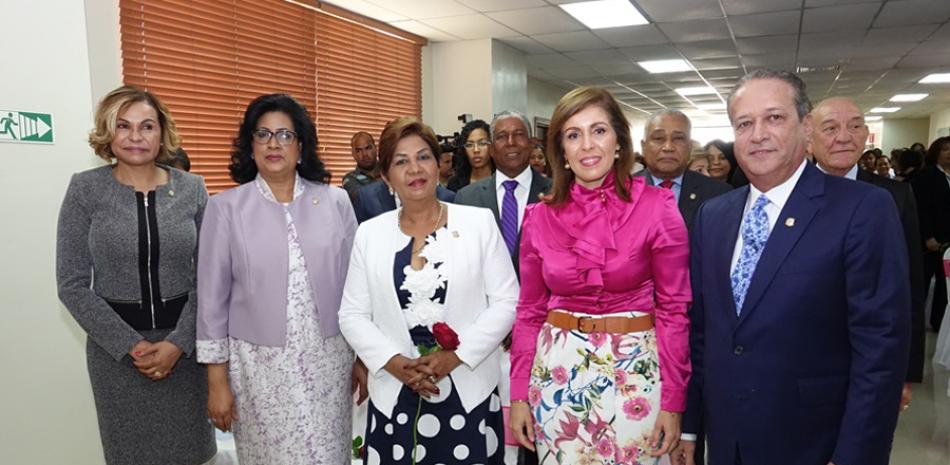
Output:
[890, 332, 950, 464]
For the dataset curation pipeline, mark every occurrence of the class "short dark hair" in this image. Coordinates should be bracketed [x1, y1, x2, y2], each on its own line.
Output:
[228, 94, 330, 185]
[926, 137, 950, 165]
[350, 131, 375, 148]
[728, 68, 812, 122]
[377, 117, 441, 176]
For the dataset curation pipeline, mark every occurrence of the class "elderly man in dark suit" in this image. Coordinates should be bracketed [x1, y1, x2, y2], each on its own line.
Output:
[455, 110, 552, 273]
[635, 110, 732, 233]
[911, 136, 950, 331]
[353, 179, 455, 223]
[810, 96, 924, 410]
[675, 69, 909, 465]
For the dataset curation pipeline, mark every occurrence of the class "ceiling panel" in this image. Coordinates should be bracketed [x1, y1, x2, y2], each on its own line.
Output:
[564, 49, 629, 65]
[846, 56, 903, 71]
[801, 3, 881, 33]
[691, 57, 743, 71]
[898, 53, 950, 69]
[324, 0, 407, 22]
[377, 0, 474, 19]
[592, 24, 669, 48]
[658, 18, 732, 43]
[636, 0, 724, 22]
[722, 0, 802, 15]
[735, 34, 798, 55]
[617, 44, 683, 62]
[798, 31, 865, 51]
[873, 0, 950, 28]
[863, 25, 940, 45]
[591, 63, 650, 77]
[677, 40, 738, 60]
[454, 0, 547, 12]
[909, 39, 950, 56]
[386, 20, 460, 41]
[525, 53, 576, 68]
[729, 11, 802, 37]
[421, 14, 519, 40]
[741, 51, 796, 68]
[486, 6, 583, 35]
[497, 36, 555, 54]
[534, 31, 611, 52]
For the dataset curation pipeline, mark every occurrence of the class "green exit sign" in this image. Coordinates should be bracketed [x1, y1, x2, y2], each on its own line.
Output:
[0, 110, 54, 144]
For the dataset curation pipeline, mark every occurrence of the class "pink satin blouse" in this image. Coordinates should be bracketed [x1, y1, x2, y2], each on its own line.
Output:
[510, 173, 692, 411]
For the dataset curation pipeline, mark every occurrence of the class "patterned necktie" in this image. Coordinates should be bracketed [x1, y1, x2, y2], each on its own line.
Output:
[659, 179, 674, 189]
[731, 195, 771, 315]
[501, 180, 519, 255]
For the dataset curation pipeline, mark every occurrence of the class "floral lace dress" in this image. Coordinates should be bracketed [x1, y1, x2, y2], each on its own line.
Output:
[199, 176, 354, 465]
[362, 227, 504, 465]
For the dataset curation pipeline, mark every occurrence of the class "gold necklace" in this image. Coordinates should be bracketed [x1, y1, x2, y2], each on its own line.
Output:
[399, 202, 444, 254]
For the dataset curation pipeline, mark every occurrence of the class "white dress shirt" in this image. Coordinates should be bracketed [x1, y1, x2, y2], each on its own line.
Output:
[495, 167, 533, 230]
[730, 159, 808, 273]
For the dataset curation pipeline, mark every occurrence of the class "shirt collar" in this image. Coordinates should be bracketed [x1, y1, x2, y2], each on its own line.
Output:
[749, 158, 807, 210]
[649, 171, 684, 187]
[495, 166, 533, 191]
[816, 162, 858, 180]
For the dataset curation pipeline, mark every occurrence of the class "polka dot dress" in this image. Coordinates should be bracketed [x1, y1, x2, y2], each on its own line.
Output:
[362, 237, 504, 465]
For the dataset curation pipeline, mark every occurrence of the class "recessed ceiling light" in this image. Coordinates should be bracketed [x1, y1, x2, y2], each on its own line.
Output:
[676, 86, 716, 96]
[559, 0, 649, 29]
[869, 107, 901, 113]
[638, 59, 692, 74]
[864, 115, 882, 121]
[696, 103, 727, 111]
[890, 93, 928, 102]
[919, 73, 950, 84]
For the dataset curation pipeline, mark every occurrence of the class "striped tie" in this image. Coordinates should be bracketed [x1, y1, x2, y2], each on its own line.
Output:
[501, 180, 519, 255]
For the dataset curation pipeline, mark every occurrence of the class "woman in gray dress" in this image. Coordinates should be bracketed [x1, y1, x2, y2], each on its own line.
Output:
[56, 86, 216, 465]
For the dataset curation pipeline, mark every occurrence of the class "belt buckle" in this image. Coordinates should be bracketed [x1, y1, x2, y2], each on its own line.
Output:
[577, 316, 594, 333]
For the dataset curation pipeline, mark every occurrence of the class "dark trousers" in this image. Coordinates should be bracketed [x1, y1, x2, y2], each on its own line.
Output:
[924, 251, 947, 331]
[519, 447, 538, 465]
[695, 432, 706, 465]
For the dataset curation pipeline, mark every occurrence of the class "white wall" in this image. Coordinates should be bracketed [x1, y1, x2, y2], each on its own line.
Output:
[882, 117, 931, 153]
[490, 40, 527, 117]
[526, 77, 567, 128]
[427, 39, 494, 136]
[0, 1, 121, 464]
[930, 107, 950, 143]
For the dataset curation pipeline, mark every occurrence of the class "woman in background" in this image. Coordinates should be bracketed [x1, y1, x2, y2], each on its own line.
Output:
[447, 119, 494, 191]
[57, 86, 216, 465]
[197, 94, 363, 464]
[509, 86, 691, 464]
[687, 150, 711, 176]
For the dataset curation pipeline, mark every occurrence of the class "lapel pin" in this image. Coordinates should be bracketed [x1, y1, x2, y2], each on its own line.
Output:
[168, 189, 174, 197]
[452, 231, 459, 238]
[311, 197, 319, 205]
[785, 217, 795, 227]
[689, 193, 697, 200]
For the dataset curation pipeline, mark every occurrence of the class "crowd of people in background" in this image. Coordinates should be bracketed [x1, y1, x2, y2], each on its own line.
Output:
[55, 67, 950, 465]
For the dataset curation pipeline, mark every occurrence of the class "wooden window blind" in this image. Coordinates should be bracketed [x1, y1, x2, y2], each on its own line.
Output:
[119, 0, 425, 193]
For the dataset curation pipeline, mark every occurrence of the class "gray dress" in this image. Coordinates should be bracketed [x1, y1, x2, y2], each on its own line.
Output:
[56, 165, 216, 465]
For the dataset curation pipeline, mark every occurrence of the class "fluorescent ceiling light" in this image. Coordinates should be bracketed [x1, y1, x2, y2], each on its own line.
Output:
[676, 86, 716, 96]
[638, 59, 692, 74]
[559, 0, 649, 29]
[919, 73, 950, 84]
[889, 93, 928, 102]
[864, 115, 882, 121]
[696, 103, 727, 111]
[869, 107, 901, 113]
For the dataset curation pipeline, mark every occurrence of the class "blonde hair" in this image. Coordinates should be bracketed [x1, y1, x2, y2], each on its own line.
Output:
[88, 86, 180, 163]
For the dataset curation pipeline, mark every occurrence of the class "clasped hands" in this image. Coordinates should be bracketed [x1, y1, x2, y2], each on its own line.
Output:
[128, 339, 182, 381]
[384, 352, 462, 398]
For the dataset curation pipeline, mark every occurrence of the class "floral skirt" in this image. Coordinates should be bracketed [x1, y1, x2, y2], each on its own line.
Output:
[529, 311, 662, 465]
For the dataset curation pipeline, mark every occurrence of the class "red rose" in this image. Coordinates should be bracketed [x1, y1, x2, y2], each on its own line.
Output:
[432, 322, 460, 350]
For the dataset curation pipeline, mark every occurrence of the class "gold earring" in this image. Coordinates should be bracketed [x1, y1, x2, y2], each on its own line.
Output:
[564, 163, 571, 170]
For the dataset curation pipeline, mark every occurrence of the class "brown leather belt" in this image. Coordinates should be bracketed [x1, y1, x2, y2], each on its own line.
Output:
[546, 310, 654, 334]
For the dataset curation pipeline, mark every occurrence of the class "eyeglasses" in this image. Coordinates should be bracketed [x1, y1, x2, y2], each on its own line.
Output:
[463, 140, 491, 150]
[252, 128, 298, 145]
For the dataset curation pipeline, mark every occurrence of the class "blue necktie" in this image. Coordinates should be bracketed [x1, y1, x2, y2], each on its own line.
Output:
[731, 195, 771, 315]
[501, 180, 519, 255]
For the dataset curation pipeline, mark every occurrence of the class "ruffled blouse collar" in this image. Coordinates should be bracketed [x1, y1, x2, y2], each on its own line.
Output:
[255, 173, 304, 204]
[552, 172, 644, 288]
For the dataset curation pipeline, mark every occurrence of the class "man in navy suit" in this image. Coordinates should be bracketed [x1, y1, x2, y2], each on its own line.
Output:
[353, 179, 455, 223]
[675, 69, 910, 465]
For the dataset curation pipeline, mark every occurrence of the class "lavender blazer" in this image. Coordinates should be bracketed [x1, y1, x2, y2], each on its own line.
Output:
[196, 179, 356, 347]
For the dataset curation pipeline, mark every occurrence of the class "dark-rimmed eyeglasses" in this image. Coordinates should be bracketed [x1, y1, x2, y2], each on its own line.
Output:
[253, 128, 298, 146]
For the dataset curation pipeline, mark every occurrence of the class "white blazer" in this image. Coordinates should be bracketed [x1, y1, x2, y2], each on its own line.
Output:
[339, 203, 519, 418]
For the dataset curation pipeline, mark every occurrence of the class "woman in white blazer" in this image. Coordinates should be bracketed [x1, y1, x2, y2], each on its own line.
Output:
[339, 117, 518, 465]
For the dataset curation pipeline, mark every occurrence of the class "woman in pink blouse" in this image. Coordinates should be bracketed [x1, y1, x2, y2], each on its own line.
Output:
[509, 86, 691, 464]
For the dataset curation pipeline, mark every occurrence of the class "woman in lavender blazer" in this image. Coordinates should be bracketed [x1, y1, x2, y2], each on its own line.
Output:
[196, 94, 365, 465]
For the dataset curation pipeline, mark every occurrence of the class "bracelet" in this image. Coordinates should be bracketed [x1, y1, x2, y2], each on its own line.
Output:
[511, 399, 530, 404]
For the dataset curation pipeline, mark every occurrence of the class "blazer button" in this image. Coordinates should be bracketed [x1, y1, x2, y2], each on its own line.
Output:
[733, 345, 744, 355]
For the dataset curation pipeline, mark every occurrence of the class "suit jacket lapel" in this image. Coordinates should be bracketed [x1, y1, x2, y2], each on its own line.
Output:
[527, 170, 549, 205]
[679, 171, 699, 228]
[483, 173, 500, 226]
[737, 164, 823, 326]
